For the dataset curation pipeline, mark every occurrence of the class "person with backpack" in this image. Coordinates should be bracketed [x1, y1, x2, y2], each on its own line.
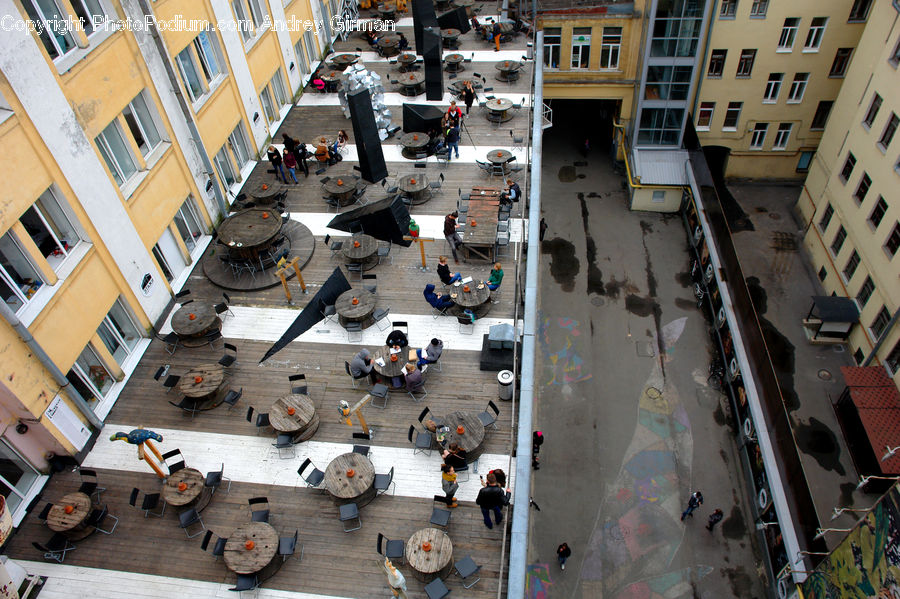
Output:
[476, 472, 509, 529]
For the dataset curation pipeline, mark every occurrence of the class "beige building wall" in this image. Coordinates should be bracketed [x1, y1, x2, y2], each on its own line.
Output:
[797, 0, 900, 384]
[695, 0, 868, 180]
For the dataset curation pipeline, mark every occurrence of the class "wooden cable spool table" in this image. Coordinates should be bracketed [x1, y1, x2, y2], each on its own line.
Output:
[406, 528, 453, 582]
[441, 28, 461, 48]
[269, 393, 319, 442]
[449, 280, 492, 318]
[444, 53, 465, 72]
[341, 234, 379, 270]
[323, 177, 359, 206]
[373, 346, 414, 388]
[486, 149, 513, 168]
[330, 53, 359, 69]
[224, 522, 279, 574]
[246, 179, 283, 201]
[163, 467, 211, 511]
[486, 98, 514, 122]
[218, 208, 284, 271]
[324, 452, 376, 506]
[335, 289, 377, 329]
[398, 174, 430, 205]
[397, 52, 417, 71]
[437, 411, 486, 460]
[398, 71, 425, 96]
[495, 60, 522, 81]
[377, 36, 400, 57]
[171, 303, 220, 343]
[46, 492, 95, 540]
[400, 132, 430, 159]
[178, 363, 226, 410]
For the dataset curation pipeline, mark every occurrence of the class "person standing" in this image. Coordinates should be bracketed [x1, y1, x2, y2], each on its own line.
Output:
[445, 125, 460, 160]
[441, 464, 459, 507]
[444, 211, 463, 263]
[295, 143, 309, 177]
[476, 472, 507, 529]
[532, 430, 543, 469]
[706, 508, 724, 531]
[282, 148, 298, 184]
[267, 145, 286, 183]
[681, 490, 704, 521]
[492, 21, 501, 51]
[539, 218, 548, 241]
[557, 543, 572, 570]
[463, 80, 476, 114]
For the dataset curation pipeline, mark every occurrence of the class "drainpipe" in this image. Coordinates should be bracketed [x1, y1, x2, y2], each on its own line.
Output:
[0, 302, 102, 430]
[135, 0, 229, 218]
[862, 307, 900, 367]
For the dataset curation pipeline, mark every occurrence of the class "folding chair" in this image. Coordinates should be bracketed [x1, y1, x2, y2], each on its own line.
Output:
[339, 503, 362, 532]
[510, 129, 525, 151]
[373, 307, 391, 331]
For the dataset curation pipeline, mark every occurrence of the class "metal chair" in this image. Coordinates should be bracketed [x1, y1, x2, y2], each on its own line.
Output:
[222, 387, 242, 411]
[129, 487, 166, 518]
[204, 329, 223, 349]
[161, 332, 180, 355]
[457, 314, 476, 334]
[429, 172, 445, 197]
[346, 262, 364, 281]
[373, 306, 391, 331]
[455, 555, 482, 588]
[298, 458, 325, 489]
[407, 377, 428, 402]
[288, 373, 308, 395]
[377, 532, 405, 564]
[174, 289, 191, 300]
[162, 374, 180, 393]
[352, 444, 370, 457]
[37, 502, 53, 522]
[229, 574, 258, 593]
[430, 497, 452, 528]
[33, 533, 76, 563]
[495, 231, 510, 257]
[217, 343, 238, 369]
[345, 321, 363, 342]
[377, 240, 392, 265]
[339, 502, 362, 532]
[408, 425, 433, 456]
[161, 449, 186, 474]
[424, 577, 452, 599]
[246, 406, 271, 435]
[248, 497, 271, 523]
[370, 382, 389, 409]
[77, 468, 105, 502]
[200, 529, 228, 560]
[322, 302, 338, 325]
[278, 529, 302, 562]
[178, 507, 205, 538]
[84, 504, 118, 535]
[325, 234, 344, 258]
[169, 396, 201, 418]
[510, 129, 525, 151]
[272, 433, 296, 459]
[205, 463, 232, 495]
[374, 466, 396, 496]
[362, 274, 377, 294]
[345, 360, 368, 388]
[478, 400, 500, 430]
[214, 293, 234, 319]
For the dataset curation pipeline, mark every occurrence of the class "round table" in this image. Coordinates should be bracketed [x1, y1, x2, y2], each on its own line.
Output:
[218, 208, 283, 267]
[398, 174, 430, 205]
[342, 233, 378, 267]
[378, 36, 400, 57]
[398, 71, 424, 96]
[441, 28, 460, 48]
[444, 53, 464, 72]
[330, 53, 359, 69]
[487, 149, 513, 166]
[451, 0, 474, 16]
[373, 346, 413, 388]
[324, 452, 376, 506]
[400, 131, 430, 158]
[178, 363, 226, 409]
[397, 52, 418, 71]
[47, 492, 94, 540]
[319, 70, 343, 92]
[406, 528, 453, 582]
[269, 394, 319, 442]
[450, 281, 492, 309]
[495, 60, 522, 81]
[323, 177, 359, 206]
[437, 411, 486, 460]
[335, 289, 377, 328]
[162, 467, 208, 509]
[224, 522, 279, 575]
[376, 4, 396, 20]
[486, 98, 514, 122]
[171, 303, 220, 340]
[247, 179, 283, 201]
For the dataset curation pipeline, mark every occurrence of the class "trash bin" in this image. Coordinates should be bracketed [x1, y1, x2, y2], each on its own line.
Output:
[498, 370, 514, 401]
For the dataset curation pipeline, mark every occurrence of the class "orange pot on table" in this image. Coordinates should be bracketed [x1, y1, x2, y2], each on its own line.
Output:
[346, 468, 356, 478]
[353, 240, 361, 248]
[422, 541, 432, 552]
[178, 482, 188, 492]
[390, 354, 398, 362]
[351, 297, 359, 305]
[262, 184, 269, 191]
[245, 540, 255, 550]
[194, 376, 203, 384]
[262, 212, 270, 219]
[337, 179, 344, 186]
[188, 313, 196, 320]
[64, 505, 74, 515]
[457, 425, 465, 434]
[463, 285, 471, 293]
[287, 407, 296, 416]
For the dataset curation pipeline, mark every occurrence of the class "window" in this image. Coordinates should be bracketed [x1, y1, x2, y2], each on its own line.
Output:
[97, 299, 141, 366]
[723, 102, 742, 130]
[750, 0, 768, 17]
[843, 251, 860, 281]
[270, 69, 289, 108]
[260, 87, 277, 124]
[818, 203, 834, 232]
[293, 38, 309, 79]
[697, 102, 715, 130]
[652, 190, 666, 203]
[811, 101, 833, 130]
[96, 120, 138, 186]
[232, 0, 268, 44]
[544, 28, 561, 68]
[871, 306, 891, 339]
[778, 18, 800, 51]
[19, 188, 84, 271]
[720, 0, 737, 18]
[708, 49, 726, 77]
[869, 197, 888, 229]
[637, 108, 684, 146]
[886, 339, 900, 373]
[854, 173, 872, 204]
[649, 1, 705, 57]
[840, 153, 856, 182]
[645, 65, 694, 100]
[864, 94, 883, 128]
[797, 151, 814, 173]
[0, 232, 43, 313]
[736, 49, 756, 77]
[854, 348, 865, 365]
[891, 38, 900, 67]
[214, 144, 238, 188]
[830, 48, 853, 77]
[122, 91, 162, 158]
[857, 276, 875, 307]
[67, 345, 114, 410]
[176, 31, 224, 104]
[886, 223, 900, 258]
[879, 114, 899, 151]
[763, 73, 783, 103]
[849, 0, 873, 22]
[831, 225, 847, 255]
[173, 197, 205, 254]
[571, 28, 591, 69]
[303, 29, 318, 66]
[21, 0, 109, 61]
[787, 73, 809, 103]
[818, 266, 828, 281]
[750, 123, 768, 149]
[228, 123, 252, 173]
[804, 17, 828, 51]
[600, 27, 622, 69]
[773, 123, 792, 149]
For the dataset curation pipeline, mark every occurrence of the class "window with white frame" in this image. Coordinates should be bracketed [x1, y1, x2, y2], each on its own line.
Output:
[303, 29, 318, 66]
[886, 223, 900, 258]
[849, 0, 872, 22]
[720, 0, 737, 18]
[228, 123, 252, 173]
[19, 188, 86, 271]
[778, 18, 800, 51]
[270, 69, 289, 107]
[750, 123, 768, 149]
[571, 28, 591, 69]
[736, 49, 756, 77]
[830, 48, 853, 77]
[544, 28, 561, 69]
[176, 31, 225, 104]
[763, 73, 783, 103]
[840, 152, 856, 182]
[723, 102, 742, 130]
[854, 173, 872, 204]
[121, 91, 162, 158]
[804, 17, 827, 51]
[697, 102, 715, 130]
[260, 87, 277, 124]
[96, 298, 142, 366]
[214, 145, 238, 188]
[21, 0, 110, 61]
[293, 38, 310, 78]
[95, 90, 168, 189]
[819, 203, 834, 232]
[0, 232, 44, 313]
[887, 339, 900, 374]
[864, 93, 882, 128]
[843, 250, 860, 281]
[96, 120, 138, 186]
[879, 113, 899, 151]
[869, 197, 888, 229]
[707, 49, 726, 77]
[67, 345, 114, 409]
[172, 197, 205, 254]
[750, 0, 768, 17]
[787, 73, 808, 103]
[857, 276, 875, 307]
[811, 101, 833, 129]
[773, 123, 792, 149]
[891, 38, 900, 67]
[872, 306, 891, 339]
[831, 225, 847, 255]
[232, 0, 268, 44]
[600, 27, 622, 69]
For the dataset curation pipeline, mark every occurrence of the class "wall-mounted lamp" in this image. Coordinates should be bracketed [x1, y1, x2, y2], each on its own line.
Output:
[814, 527, 853, 541]
[289, 61, 295, 71]
[856, 475, 900, 491]
[882, 445, 900, 461]
[205, 179, 214, 192]
[15, 421, 27, 434]
[831, 506, 873, 521]
[253, 112, 260, 123]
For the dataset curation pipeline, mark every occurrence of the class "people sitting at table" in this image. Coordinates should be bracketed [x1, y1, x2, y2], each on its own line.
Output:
[437, 255, 463, 285]
[398, 32, 410, 51]
[424, 283, 455, 311]
[312, 74, 326, 93]
[471, 16, 483, 37]
[386, 329, 409, 349]
[350, 348, 377, 383]
[417, 338, 444, 368]
[442, 442, 468, 470]
[403, 362, 425, 393]
[364, 29, 380, 46]
[267, 145, 286, 183]
[500, 178, 521, 205]
[487, 262, 504, 290]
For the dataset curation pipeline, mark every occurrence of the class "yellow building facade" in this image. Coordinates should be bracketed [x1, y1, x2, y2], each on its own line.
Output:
[0, 0, 326, 524]
[797, 0, 900, 384]
[694, 0, 869, 180]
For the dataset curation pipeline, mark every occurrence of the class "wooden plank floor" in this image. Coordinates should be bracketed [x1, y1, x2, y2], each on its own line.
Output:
[6, 4, 526, 596]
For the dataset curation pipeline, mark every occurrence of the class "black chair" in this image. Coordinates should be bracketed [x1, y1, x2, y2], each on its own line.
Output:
[161, 331, 180, 355]
[204, 329, 223, 349]
[377, 240, 392, 265]
[377, 532, 405, 564]
[214, 292, 234, 319]
[298, 458, 325, 489]
[77, 468, 104, 502]
[352, 444, 370, 457]
[37, 502, 53, 522]
[246, 406, 271, 435]
[373, 306, 391, 332]
[222, 387, 243, 411]
[272, 433, 296, 459]
[278, 529, 301, 562]
[478, 400, 500, 430]
[370, 382, 389, 409]
[179, 507, 205, 538]
[362, 273, 377, 294]
[200, 529, 228, 561]
[325, 234, 343, 258]
[205, 463, 232, 495]
[218, 343, 238, 369]
[454, 555, 482, 588]
[161, 448, 185, 474]
[339, 502, 362, 532]
[85, 504, 118, 535]
[374, 466, 395, 496]
[322, 302, 338, 324]
[424, 577, 452, 599]
[391, 320, 409, 336]
[346, 320, 363, 342]
[229, 574, 258, 593]
[345, 360, 369, 388]
[153, 366, 165, 381]
[162, 374, 181, 393]
[248, 497, 270, 523]
[175, 289, 191, 300]
[430, 497, 452, 528]
[408, 425, 433, 456]
[169, 396, 201, 418]
[288, 373, 308, 395]
[129, 487, 166, 518]
[33, 533, 75, 563]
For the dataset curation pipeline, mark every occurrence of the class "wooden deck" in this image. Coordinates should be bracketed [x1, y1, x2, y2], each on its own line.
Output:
[5, 6, 527, 598]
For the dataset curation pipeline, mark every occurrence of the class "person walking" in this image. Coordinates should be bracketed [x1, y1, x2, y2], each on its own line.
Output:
[532, 430, 544, 469]
[557, 543, 571, 570]
[444, 211, 463, 263]
[282, 148, 299, 184]
[539, 218, 548, 241]
[441, 464, 459, 507]
[475, 472, 508, 529]
[267, 145, 286, 183]
[295, 143, 310, 177]
[706, 508, 724, 531]
[463, 80, 476, 114]
[681, 490, 704, 521]
[445, 125, 460, 160]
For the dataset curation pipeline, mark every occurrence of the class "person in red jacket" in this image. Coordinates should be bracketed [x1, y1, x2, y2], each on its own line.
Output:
[282, 148, 298, 184]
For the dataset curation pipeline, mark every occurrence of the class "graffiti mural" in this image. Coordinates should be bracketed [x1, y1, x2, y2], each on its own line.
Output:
[539, 315, 593, 386]
[525, 563, 554, 599]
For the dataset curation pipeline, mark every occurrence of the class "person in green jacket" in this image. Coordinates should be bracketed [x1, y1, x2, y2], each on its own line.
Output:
[487, 262, 504, 290]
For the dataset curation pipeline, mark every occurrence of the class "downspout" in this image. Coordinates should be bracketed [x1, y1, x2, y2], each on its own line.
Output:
[506, 29, 542, 599]
[862, 307, 900, 367]
[0, 302, 102, 430]
[135, 0, 229, 217]
[612, 121, 685, 191]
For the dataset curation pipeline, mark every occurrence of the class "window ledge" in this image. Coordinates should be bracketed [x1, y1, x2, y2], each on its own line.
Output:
[0, 109, 13, 127]
[828, 75, 846, 79]
[696, 126, 710, 131]
[53, 241, 93, 281]
[786, 99, 802, 104]
[802, 48, 820, 53]
[776, 48, 793, 53]
[190, 74, 227, 113]
[762, 100, 778, 104]
[722, 127, 737, 132]
[707, 74, 723, 79]
[120, 142, 170, 200]
[53, 29, 116, 75]
[877, 144, 889, 155]
[243, 24, 272, 53]
[862, 123, 872, 131]
[773, 147, 787, 151]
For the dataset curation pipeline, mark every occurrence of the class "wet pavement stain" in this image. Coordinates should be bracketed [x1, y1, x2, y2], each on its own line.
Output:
[675, 270, 693, 287]
[603, 276, 626, 300]
[746, 277, 801, 412]
[713, 402, 727, 425]
[721, 505, 747, 540]
[578, 193, 605, 295]
[721, 566, 754, 597]
[541, 238, 580, 291]
[838, 482, 856, 508]
[719, 448, 729, 464]
[795, 417, 846, 475]
[587, 192, 600, 198]
[625, 294, 657, 317]
[638, 220, 665, 372]
[675, 297, 698, 311]
[558, 166, 576, 182]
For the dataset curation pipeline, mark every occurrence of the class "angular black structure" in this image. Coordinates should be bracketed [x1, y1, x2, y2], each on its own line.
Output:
[411, 0, 438, 55]
[402, 103, 444, 134]
[347, 88, 388, 184]
[327, 196, 413, 247]
[437, 7, 470, 33]
[423, 27, 444, 101]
